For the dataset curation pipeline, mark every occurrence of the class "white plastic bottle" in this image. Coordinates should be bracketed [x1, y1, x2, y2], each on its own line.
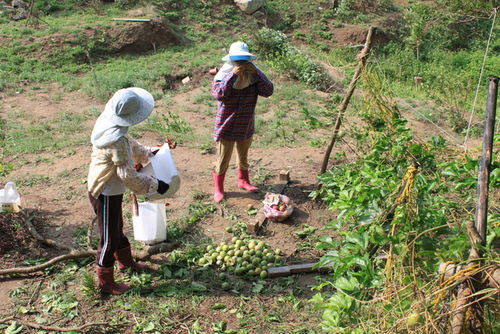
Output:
[0, 182, 21, 212]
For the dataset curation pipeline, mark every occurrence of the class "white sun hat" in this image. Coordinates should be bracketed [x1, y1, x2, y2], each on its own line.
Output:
[221, 41, 257, 62]
[102, 87, 155, 127]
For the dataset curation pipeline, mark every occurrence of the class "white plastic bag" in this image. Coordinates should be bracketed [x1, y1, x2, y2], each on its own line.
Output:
[262, 193, 294, 222]
[140, 144, 181, 200]
[132, 202, 167, 244]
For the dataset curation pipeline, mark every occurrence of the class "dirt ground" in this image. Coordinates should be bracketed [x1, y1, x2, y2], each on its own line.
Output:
[0, 67, 484, 315]
[0, 80, 343, 314]
[1, 71, 487, 332]
[0, 7, 485, 321]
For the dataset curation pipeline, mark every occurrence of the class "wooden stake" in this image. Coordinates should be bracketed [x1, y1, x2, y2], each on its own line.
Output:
[451, 76, 498, 334]
[320, 27, 376, 174]
[475, 76, 497, 243]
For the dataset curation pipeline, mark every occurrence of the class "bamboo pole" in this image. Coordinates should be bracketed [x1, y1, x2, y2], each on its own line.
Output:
[451, 76, 498, 334]
[320, 26, 376, 174]
[475, 76, 497, 243]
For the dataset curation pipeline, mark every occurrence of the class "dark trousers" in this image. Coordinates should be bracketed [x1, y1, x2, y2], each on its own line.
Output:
[89, 192, 130, 267]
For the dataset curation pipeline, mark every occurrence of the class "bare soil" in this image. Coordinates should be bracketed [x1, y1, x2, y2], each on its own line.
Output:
[0, 72, 479, 320]
[2, 17, 186, 63]
[0, 79, 342, 317]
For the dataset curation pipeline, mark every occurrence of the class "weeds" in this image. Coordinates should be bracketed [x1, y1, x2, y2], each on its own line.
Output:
[81, 270, 99, 299]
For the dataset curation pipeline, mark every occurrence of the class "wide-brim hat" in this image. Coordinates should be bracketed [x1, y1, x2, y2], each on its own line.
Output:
[102, 87, 154, 127]
[222, 41, 257, 62]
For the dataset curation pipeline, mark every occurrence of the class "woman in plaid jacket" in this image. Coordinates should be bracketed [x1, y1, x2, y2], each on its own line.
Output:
[211, 41, 274, 202]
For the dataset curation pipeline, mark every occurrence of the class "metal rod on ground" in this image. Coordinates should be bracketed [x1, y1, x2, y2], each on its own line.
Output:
[320, 26, 376, 175]
[112, 18, 152, 22]
[475, 76, 498, 244]
[267, 262, 333, 278]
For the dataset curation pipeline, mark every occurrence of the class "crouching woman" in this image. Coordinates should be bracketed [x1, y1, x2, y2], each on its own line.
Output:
[87, 87, 169, 295]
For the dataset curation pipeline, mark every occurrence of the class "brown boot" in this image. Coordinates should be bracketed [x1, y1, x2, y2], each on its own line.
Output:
[114, 246, 150, 272]
[96, 265, 129, 295]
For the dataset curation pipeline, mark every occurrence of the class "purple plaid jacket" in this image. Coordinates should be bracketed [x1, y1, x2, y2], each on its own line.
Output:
[212, 69, 273, 142]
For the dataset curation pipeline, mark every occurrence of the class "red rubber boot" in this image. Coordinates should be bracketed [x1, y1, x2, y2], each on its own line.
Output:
[238, 169, 258, 192]
[213, 171, 225, 202]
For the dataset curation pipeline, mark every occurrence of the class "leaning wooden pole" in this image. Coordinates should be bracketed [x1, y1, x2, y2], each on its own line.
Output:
[451, 76, 498, 334]
[320, 26, 376, 174]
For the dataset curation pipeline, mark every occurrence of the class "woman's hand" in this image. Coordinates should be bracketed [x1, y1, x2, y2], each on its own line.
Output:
[231, 62, 256, 76]
[157, 180, 169, 194]
[231, 65, 244, 76]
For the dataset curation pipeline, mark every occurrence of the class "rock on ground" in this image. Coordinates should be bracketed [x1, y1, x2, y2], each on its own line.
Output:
[234, 0, 264, 14]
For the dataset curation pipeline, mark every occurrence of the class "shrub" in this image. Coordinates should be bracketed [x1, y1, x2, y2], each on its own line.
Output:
[251, 28, 289, 60]
[251, 28, 335, 91]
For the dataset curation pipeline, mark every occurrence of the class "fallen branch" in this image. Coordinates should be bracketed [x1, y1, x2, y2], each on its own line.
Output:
[0, 250, 95, 276]
[0, 241, 179, 274]
[0, 316, 113, 332]
[1, 209, 178, 274]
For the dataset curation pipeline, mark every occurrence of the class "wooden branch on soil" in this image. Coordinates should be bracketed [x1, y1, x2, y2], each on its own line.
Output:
[133, 242, 179, 260]
[0, 242, 180, 275]
[0, 209, 178, 274]
[0, 250, 96, 276]
[320, 26, 376, 175]
[0, 316, 113, 332]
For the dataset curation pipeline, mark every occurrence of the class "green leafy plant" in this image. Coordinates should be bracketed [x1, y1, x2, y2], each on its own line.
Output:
[310, 72, 498, 332]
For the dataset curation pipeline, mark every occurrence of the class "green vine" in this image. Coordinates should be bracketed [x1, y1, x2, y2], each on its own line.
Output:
[310, 71, 499, 332]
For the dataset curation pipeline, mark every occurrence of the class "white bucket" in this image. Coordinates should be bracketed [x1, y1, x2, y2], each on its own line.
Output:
[132, 202, 167, 244]
[141, 144, 181, 200]
[0, 182, 21, 212]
